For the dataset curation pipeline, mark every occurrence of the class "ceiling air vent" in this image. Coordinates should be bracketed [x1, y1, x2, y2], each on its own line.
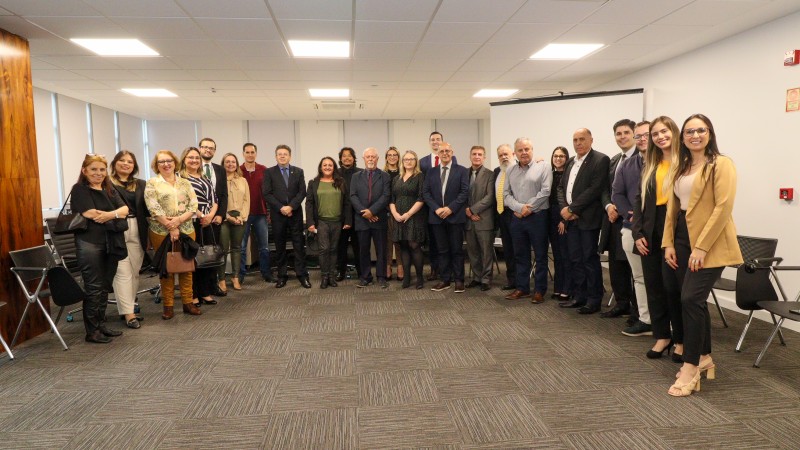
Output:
[313, 100, 364, 111]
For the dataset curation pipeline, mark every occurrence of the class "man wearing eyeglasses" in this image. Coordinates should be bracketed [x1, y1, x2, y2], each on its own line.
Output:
[198, 137, 229, 296]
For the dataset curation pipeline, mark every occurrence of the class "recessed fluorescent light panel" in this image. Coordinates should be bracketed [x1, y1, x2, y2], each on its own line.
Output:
[474, 89, 519, 98]
[71, 39, 159, 56]
[309, 89, 350, 98]
[530, 43, 604, 60]
[289, 40, 349, 58]
[121, 88, 177, 98]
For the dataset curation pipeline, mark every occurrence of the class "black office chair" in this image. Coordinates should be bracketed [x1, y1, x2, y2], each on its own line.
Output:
[0, 301, 13, 360]
[733, 258, 782, 352]
[711, 235, 779, 328]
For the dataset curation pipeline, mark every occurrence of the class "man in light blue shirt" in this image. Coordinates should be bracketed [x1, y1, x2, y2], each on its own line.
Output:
[503, 137, 552, 302]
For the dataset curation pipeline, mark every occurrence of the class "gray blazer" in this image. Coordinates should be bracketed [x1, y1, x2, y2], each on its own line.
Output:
[465, 165, 495, 231]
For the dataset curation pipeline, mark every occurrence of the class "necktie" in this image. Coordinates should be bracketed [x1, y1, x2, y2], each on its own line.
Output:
[470, 169, 476, 185]
[440, 166, 448, 203]
[434, 155, 439, 167]
[496, 169, 505, 214]
[204, 164, 211, 179]
[367, 170, 373, 203]
[615, 153, 627, 177]
[282, 167, 289, 187]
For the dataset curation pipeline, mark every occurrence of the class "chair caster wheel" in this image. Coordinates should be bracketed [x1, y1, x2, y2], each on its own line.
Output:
[66, 314, 74, 322]
[134, 305, 141, 313]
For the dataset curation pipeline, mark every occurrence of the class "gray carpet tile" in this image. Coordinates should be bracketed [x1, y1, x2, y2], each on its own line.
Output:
[529, 390, 645, 434]
[158, 416, 269, 449]
[448, 297, 506, 311]
[359, 369, 439, 406]
[611, 384, 733, 428]
[182, 378, 277, 418]
[263, 407, 358, 449]
[0, 367, 64, 397]
[560, 429, 673, 450]
[231, 334, 295, 356]
[50, 361, 147, 391]
[308, 303, 358, 316]
[698, 377, 800, 420]
[238, 317, 305, 335]
[0, 393, 34, 423]
[483, 339, 563, 363]
[357, 327, 419, 349]
[272, 376, 359, 411]
[548, 335, 631, 360]
[307, 291, 357, 305]
[356, 312, 414, 329]
[469, 321, 539, 342]
[207, 354, 290, 381]
[572, 356, 668, 387]
[356, 300, 407, 316]
[422, 342, 498, 369]
[356, 347, 432, 373]
[446, 395, 549, 444]
[0, 430, 75, 450]
[130, 357, 217, 389]
[183, 319, 248, 339]
[1, 389, 115, 431]
[654, 423, 786, 450]
[412, 325, 481, 345]
[432, 365, 520, 399]
[64, 420, 173, 450]
[291, 331, 358, 352]
[287, 349, 356, 378]
[506, 359, 597, 393]
[458, 308, 518, 325]
[748, 416, 800, 449]
[358, 403, 462, 448]
[409, 311, 468, 327]
[301, 314, 357, 333]
[253, 304, 308, 320]
[461, 439, 567, 450]
[94, 387, 198, 423]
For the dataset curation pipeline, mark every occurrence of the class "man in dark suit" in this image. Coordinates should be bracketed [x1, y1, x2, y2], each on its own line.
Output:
[423, 142, 470, 293]
[198, 137, 229, 295]
[262, 144, 310, 288]
[464, 146, 495, 291]
[419, 131, 458, 281]
[493, 144, 516, 290]
[349, 147, 391, 288]
[335, 147, 362, 281]
[557, 128, 610, 314]
[599, 119, 637, 320]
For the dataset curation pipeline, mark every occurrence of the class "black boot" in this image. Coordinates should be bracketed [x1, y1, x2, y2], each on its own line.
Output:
[320, 276, 329, 289]
[328, 276, 338, 288]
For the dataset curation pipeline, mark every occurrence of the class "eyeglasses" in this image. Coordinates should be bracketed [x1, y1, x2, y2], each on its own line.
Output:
[633, 134, 649, 140]
[683, 127, 709, 137]
[200, 145, 216, 150]
[157, 160, 174, 165]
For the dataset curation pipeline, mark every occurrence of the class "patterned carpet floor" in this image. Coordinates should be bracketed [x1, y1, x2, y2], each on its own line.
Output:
[2, 264, 800, 449]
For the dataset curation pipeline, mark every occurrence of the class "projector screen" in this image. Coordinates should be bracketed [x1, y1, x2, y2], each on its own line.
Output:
[489, 89, 644, 166]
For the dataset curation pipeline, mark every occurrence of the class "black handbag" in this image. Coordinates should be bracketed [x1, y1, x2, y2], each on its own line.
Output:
[53, 193, 88, 235]
[195, 225, 225, 269]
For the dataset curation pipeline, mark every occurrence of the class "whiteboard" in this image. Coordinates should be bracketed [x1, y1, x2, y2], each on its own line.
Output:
[490, 90, 644, 162]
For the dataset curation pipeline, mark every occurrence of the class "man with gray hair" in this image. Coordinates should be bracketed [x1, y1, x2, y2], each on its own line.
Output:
[493, 144, 516, 290]
[350, 147, 391, 288]
[503, 137, 552, 302]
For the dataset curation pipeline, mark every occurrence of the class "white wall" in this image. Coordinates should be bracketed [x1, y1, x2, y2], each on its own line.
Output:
[33, 87, 61, 211]
[595, 11, 800, 328]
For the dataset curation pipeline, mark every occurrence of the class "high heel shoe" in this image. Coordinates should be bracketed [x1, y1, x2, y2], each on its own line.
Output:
[668, 371, 701, 397]
[646, 340, 673, 359]
[402, 277, 411, 289]
[672, 352, 684, 363]
[416, 276, 424, 289]
[232, 277, 242, 290]
[200, 297, 218, 305]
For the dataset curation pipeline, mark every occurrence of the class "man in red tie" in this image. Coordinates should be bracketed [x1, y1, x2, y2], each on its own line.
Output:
[419, 132, 458, 281]
[349, 148, 391, 288]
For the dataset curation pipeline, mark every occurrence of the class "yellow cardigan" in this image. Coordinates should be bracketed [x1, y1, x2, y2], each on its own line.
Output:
[662, 155, 743, 268]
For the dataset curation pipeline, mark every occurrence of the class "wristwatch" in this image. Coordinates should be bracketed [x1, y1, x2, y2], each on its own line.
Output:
[114, 211, 119, 219]
[567, 207, 574, 215]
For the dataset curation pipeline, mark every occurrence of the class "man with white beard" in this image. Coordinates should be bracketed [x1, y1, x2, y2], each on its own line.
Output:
[493, 144, 516, 291]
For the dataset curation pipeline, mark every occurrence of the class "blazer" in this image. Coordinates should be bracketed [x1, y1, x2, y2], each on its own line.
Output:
[262, 164, 306, 216]
[465, 165, 495, 231]
[557, 149, 610, 231]
[631, 167, 658, 256]
[662, 156, 742, 268]
[611, 152, 643, 230]
[210, 162, 228, 219]
[599, 149, 637, 256]
[419, 154, 458, 173]
[422, 163, 470, 225]
[305, 178, 353, 229]
[349, 168, 391, 231]
[113, 179, 149, 252]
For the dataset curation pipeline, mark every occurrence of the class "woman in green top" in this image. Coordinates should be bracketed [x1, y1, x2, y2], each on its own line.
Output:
[306, 157, 353, 288]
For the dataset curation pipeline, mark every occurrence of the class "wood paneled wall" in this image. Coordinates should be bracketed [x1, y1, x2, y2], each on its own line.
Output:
[1, 28, 48, 351]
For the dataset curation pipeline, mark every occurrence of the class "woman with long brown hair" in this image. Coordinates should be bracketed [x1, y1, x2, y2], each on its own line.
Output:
[384, 147, 403, 281]
[218, 152, 249, 291]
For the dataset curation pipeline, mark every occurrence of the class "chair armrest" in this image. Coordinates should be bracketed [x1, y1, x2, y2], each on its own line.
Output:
[10, 267, 48, 274]
[753, 257, 783, 266]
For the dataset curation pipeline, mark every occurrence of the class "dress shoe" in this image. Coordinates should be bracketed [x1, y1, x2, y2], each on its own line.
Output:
[466, 280, 481, 289]
[85, 330, 112, 344]
[402, 278, 411, 289]
[577, 305, 600, 315]
[320, 276, 330, 289]
[200, 297, 218, 305]
[99, 327, 123, 337]
[262, 274, 275, 283]
[162, 306, 174, 320]
[416, 277, 424, 289]
[426, 270, 439, 281]
[480, 283, 491, 291]
[126, 318, 141, 329]
[335, 272, 346, 282]
[454, 282, 465, 293]
[431, 281, 451, 292]
[504, 290, 530, 300]
[530, 292, 545, 304]
[328, 277, 338, 288]
[501, 284, 515, 291]
[182, 303, 202, 315]
[299, 277, 312, 289]
[232, 277, 242, 290]
[276, 278, 287, 288]
[356, 279, 372, 288]
[559, 299, 584, 308]
[379, 280, 388, 289]
[646, 339, 673, 359]
[600, 305, 629, 318]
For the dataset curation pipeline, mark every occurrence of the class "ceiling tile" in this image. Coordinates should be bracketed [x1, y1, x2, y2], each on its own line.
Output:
[245, 70, 304, 81]
[22, 16, 129, 38]
[413, 42, 482, 60]
[215, 40, 288, 57]
[489, 22, 571, 45]
[510, 0, 602, 23]
[119, 18, 206, 39]
[269, 0, 352, 20]
[111, 57, 183, 70]
[84, 0, 188, 18]
[32, 69, 88, 81]
[352, 59, 410, 71]
[195, 18, 281, 40]
[53, 80, 113, 89]
[423, 22, 503, 43]
[129, 69, 199, 80]
[0, 0, 99, 16]
[169, 55, 239, 70]
[293, 59, 352, 71]
[352, 71, 404, 82]
[494, 71, 552, 82]
[36, 56, 124, 70]
[434, 0, 526, 23]
[459, 58, 521, 72]
[234, 57, 296, 71]
[403, 71, 453, 82]
[30, 58, 61, 70]
[591, 44, 656, 61]
[193, 70, 250, 81]
[354, 21, 428, 43]
[299, 70, 352, 81]
[0, 7, 12, 15]
[353, 42, 416, 59]
[278, 19, 351, 41]
[0, 16, 60, 39]
[447, 71, 504, 82]
[616, 24, 707, 45]
[355, 0, 439, 21]
[555, 23, 642, 44]
[659, 0, 765, 26]
[72, 69, 142, 80]
[582, 0, 693, 25]
[28, 38, 94, 56]
[471, 42, 539, 60]
[175, 0, 270, 19]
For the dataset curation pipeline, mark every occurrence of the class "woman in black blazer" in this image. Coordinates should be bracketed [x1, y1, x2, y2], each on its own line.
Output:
[110, 151, 149, 329]
[306, 157, 353, 288]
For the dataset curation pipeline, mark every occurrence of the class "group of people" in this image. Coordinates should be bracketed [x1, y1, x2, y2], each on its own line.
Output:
[68, 116, 740, 397]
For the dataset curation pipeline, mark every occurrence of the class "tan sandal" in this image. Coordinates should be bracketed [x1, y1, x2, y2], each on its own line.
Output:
[232, 277, 242, 290]
[669, 371, 701, 397]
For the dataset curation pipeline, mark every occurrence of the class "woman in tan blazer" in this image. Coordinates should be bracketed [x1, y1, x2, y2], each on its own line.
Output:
[662, 114, 742, 397]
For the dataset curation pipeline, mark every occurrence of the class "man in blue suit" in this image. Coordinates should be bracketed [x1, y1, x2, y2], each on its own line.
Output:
[419, 131, 458, 282]
[422, 142, 470, 293]
[350, 147, 391, 288]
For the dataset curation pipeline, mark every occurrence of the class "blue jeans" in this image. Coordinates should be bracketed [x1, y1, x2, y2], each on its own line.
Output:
[239, 214, 271, 279]
[510, 210, 549, 295]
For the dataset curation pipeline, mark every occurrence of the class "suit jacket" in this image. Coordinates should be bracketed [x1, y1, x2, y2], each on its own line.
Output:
[262, 164, 306, 217]
[113, 179, 149, 252]
[465, 166, 495, 231]
[420, 154, 458, 173]
[349, 168, 391, 231]
[210, 162, 228, 219]
[557, 149, 610, 231]
[599, 149, 637, 257]
[422, 163, 469, 225]
[662, 156, 742, 268]
[305, 178, 353, 229]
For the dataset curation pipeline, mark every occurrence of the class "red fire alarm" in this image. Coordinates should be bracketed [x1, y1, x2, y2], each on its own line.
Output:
[785, 50, 800, 66]
[780, 188, 793, 200]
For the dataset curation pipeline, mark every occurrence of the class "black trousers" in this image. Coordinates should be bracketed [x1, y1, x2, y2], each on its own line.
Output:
[317, 220, 342, 276]
[337, 226, 361, 275]
[672, 211, 723, 365]
[565, 223, 603, 307]
[426, 221, 439, 272]
[193, 221, 217, 298]
[75, 238, 118, 335]
[431, 222, 465, 283]
[498, 208, 516, 285]
[548, 207, 570, 295]
[272, 211, 308, 278]
[358, 227, 387, 282]
[652, 205, 684, 343]
[607, 220, 635, 313]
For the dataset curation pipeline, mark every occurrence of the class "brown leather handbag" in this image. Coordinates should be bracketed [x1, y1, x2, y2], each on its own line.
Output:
[166, 242, 195, 273]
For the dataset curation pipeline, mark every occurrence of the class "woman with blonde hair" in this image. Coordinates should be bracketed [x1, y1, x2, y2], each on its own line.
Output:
[144, 150, 200, 319]
[384, 146, 403, 281]
[389, 150, 426, 289]
[663, 114, 741, 397]
[218, 152, 249, 291]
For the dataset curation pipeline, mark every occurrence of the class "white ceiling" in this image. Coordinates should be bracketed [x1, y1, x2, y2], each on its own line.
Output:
[2, 0, 798, 120]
